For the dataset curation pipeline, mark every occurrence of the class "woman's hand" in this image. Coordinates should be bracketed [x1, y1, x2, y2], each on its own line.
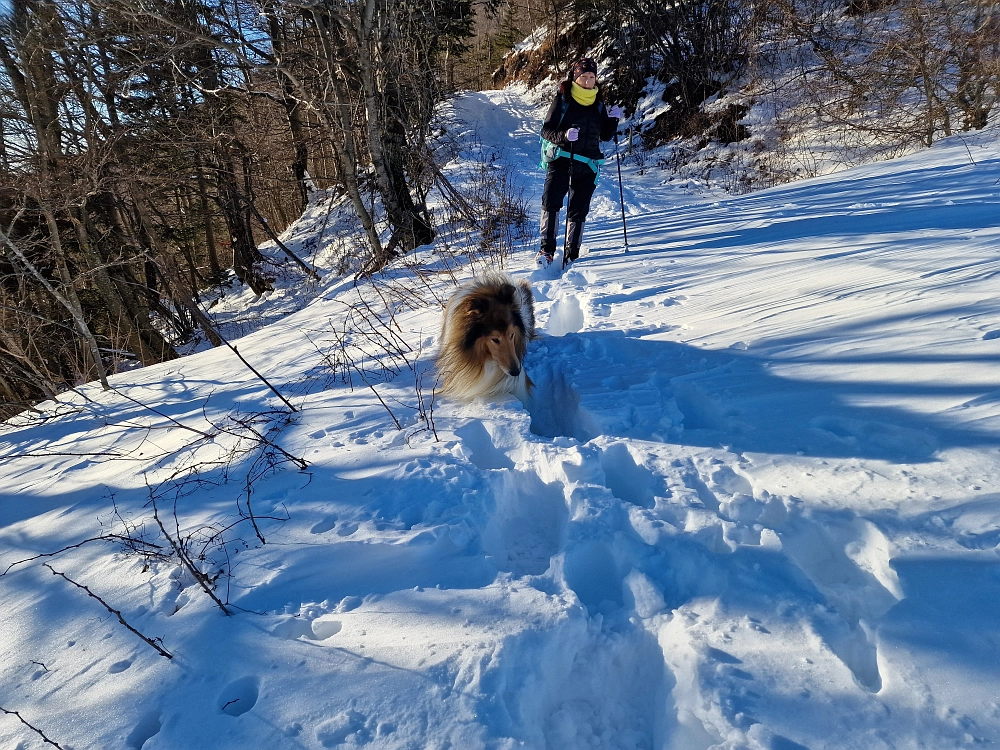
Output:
[566, 127, 580, 142]
[608, 104, 623, 119]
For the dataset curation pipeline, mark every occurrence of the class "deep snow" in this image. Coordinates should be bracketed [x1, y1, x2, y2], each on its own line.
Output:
[2, 88, 1000, 750]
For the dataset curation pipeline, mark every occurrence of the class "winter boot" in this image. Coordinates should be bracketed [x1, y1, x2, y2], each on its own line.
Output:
[566, 220, 585, 262]
[537, 208, 558, 265]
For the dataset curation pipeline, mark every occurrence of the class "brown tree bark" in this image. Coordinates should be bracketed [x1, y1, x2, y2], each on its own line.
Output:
[264, 3, 312, 216]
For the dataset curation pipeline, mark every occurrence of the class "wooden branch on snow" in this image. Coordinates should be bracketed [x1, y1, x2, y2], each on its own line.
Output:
[0, 704, 65, 748]
[43, 564, 173, 659]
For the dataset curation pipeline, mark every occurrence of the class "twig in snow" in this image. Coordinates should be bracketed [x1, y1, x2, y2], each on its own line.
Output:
[222, 412, 308, 471]
[0, 705, 65, 748]
[228, 343, 298, 413]
[428, 377, 440, 442]
[2, 534, 166, 577]
[149, 494, 232, 617]
[342, 344, 401, 430]
[356, 368, 401, 430]
[43, 564, 173, 659]
[954, 134, 977, 166]
[109, 388, 216, 439]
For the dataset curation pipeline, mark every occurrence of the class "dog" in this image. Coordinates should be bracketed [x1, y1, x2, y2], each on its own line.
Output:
[436, 272, 536, 402]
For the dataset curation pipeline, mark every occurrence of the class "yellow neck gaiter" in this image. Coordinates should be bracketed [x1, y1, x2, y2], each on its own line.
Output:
[570, 82, 598, 107]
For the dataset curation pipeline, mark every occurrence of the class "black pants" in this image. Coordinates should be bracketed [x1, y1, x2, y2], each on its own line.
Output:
[541, 157, 598, 222]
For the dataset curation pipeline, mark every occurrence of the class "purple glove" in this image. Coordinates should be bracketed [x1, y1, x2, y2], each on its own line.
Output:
[566, 127, 580, 142]
[608, 104, 623, 119]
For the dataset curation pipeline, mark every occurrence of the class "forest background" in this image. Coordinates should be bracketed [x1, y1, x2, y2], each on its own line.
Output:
[0, 0, 997, 418]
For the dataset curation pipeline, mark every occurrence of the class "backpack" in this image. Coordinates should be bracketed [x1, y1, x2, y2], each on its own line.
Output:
[539, 95, 606, 176]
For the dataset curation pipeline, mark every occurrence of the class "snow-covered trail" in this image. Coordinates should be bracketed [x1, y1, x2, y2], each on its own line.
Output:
[2, 88, 1000, 750]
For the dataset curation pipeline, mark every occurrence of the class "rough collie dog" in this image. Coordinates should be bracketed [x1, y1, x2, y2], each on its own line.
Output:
[437, 272, 536, 401]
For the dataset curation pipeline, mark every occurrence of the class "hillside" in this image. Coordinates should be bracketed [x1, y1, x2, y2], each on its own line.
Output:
[2, 88, 1000, 750]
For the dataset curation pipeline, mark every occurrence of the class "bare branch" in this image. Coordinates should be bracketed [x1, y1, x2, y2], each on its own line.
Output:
[0, 704, 65, 749]
[43, 564, 173, 660]
[149, 494, 232, 617]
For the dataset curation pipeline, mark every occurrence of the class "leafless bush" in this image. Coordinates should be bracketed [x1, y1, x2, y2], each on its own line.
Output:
[759, 0, 1000, 154]
[0, 394, 304, 676]
[467, 148, 532, 269]
[431, 129, 532, 273]
[408, 340, 440, 445]
[300, 263, 452, 444]
[626, 134, 653, 174]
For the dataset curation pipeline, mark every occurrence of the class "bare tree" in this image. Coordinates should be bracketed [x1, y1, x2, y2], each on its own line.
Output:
[767, 0, 1000, 150]
[0, 0, 486, 416]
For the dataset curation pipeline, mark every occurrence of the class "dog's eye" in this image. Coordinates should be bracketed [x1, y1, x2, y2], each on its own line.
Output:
[491, 336, 501, 344]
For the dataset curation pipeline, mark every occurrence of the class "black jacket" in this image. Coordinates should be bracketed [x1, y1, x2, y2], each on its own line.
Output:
[540, 80, 619, 161]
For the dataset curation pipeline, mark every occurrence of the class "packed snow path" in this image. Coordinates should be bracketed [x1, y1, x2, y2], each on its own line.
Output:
[2, 89, 1000, 749]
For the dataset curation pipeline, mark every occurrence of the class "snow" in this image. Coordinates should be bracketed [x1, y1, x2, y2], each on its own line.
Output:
[3, 88, 1000, 750]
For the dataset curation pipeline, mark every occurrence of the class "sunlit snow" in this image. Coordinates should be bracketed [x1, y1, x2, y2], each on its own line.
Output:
[2, 89, 1000, 750]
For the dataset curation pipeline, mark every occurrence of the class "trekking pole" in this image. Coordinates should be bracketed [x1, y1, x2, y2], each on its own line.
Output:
[563, 134, 576, 270]
[614, 132, 630, 254]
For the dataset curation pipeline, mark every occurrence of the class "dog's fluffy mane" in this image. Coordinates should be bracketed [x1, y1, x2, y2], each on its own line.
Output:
[436, 272, 536, 402]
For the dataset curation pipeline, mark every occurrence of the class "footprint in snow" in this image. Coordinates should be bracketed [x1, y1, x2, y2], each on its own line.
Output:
[271, 614, 342, 641]
[454, 420, 514, 470]
[164, 590, 191, 616]
[481, 469, 567, 577]
[316, 710, 393, 746]
[779, 514, 900, 692]
[126, 710, 162, 749]
[563, 540, 623, 610]
[311, 619, 343, 639]
[218, 676, 260, 716]
[310, 515, 338, 534]
[564, 268, 588, 286]
[107, 658, 132, 674]
[526, 334, 686, 442]
[599, 442, 661, 509]
[336, 521, 359, 537]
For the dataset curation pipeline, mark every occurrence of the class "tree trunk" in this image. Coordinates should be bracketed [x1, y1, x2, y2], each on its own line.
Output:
[265, 4, 311, 215]
[197, 165, 222, 278]
[131, 186, 224, 348]
[215, 154, 273, 295]
[356, 0, 435, 257]
[70, 206, 178, 367]
[1, 210, 110, 389]
[309, 8, 387, 267]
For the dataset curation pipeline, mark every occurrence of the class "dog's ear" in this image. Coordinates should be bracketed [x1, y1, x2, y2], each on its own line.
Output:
[496, 284, 515, 304]
[465, 297, 489, 317]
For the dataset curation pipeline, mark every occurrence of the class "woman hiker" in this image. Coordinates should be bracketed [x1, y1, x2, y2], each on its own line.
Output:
[537, 57, 623, 266]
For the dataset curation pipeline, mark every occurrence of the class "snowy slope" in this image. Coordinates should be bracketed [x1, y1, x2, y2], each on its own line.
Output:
[2, 89, 1000, 750]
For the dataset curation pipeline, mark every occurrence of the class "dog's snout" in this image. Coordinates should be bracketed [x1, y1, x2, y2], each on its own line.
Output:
[508, 363, 520, 377]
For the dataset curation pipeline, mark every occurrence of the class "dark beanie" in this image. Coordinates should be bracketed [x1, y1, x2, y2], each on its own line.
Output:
[571, 58, 598, 79]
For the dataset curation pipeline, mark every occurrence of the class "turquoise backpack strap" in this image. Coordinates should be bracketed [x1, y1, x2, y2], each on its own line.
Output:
[537, 93, 607, 180]
[539, 95, 571, 169]
[539, 142, 605, 178]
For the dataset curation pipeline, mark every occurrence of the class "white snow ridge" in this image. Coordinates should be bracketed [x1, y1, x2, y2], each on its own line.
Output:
[3, 89, 1000, 749]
